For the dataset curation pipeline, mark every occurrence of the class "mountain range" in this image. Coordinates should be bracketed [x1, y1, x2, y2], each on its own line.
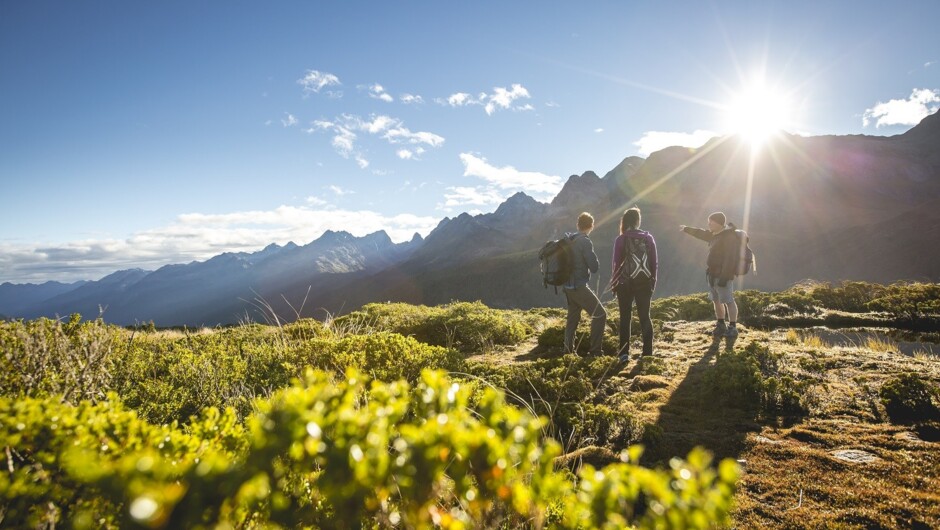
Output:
[3, 111, 939, 326]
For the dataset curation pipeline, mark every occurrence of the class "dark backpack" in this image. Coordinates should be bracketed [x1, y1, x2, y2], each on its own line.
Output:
[617, 234, 653, 284]
[539, 236, 574, 291]
[734, 230, 756, 276]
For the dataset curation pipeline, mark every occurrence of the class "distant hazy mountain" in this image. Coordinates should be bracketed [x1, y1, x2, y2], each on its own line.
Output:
[5, 112, 938, 325]
[0, 280, 88, 317]
[10, 231, 421, 326]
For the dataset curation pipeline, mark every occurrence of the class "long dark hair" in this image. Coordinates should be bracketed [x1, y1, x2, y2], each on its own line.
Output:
[620, 207, 641, 234]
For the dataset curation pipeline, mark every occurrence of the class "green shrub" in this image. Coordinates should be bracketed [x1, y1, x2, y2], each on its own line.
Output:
[867, 283, 940, 321]
[339, 301, 532, 351]
[536, 325, 620, 355]
[880, 373, 940, 424]
[650, 294, 713, 321]
[296, 332, 464, 384]
[282, 318, 333, 341]
[0, 370, 739, 529]
[703, 343, 809, 418]
[465, 355, 631, 448]
[0, 316, 126, 403]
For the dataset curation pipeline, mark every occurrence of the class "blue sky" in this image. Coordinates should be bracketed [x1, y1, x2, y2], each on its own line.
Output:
[2, 1, 938, 283]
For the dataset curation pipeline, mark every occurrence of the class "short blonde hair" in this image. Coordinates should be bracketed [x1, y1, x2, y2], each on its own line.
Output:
[577, 212, 594, 230]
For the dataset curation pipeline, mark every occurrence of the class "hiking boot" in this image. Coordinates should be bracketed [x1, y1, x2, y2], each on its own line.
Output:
[712, 322, 727, 338]
[725, 326, 739, 340]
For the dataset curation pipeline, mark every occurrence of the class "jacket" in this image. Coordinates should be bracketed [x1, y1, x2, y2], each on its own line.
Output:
[682, 226, 739, 282]
[564, 232, 599, 289]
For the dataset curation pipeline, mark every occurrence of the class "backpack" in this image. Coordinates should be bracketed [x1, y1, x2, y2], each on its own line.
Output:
[618, 234, 653, 284]
[734, 230, 756, 276]
[538, 236, 574, 292]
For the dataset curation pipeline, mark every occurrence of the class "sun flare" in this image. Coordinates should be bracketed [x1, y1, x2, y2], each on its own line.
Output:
[725, 83, 792, 147]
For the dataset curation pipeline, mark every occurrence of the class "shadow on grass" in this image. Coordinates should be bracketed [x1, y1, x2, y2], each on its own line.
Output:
[641, 334, 759, 466]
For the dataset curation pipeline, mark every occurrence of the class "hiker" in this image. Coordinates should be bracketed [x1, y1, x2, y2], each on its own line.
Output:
[611, 207, 657, 360]
[563, 212, 607, 355]
[680, 212, 740, 340]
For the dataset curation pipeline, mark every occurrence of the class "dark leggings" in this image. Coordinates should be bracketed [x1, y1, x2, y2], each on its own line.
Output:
[616, 280, 654, 356]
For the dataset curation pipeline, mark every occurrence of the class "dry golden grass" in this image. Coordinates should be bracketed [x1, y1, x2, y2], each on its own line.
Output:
[481, 320, 940, 528]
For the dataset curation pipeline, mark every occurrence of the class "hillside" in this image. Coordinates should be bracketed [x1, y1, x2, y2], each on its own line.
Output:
[1, 282, 938, 527]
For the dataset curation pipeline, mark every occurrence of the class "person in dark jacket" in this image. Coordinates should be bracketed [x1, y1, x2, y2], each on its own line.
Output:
[680, 211, 740, 339]
[611, 207, 657, 361]
[563, 212, 607, 355]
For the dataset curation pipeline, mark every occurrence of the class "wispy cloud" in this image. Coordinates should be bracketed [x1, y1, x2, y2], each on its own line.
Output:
[594, 128, 604, 133]
[400, 93, 424, 104]
[442, 186, 506, 207]
[396, 146, 428, 161]
[298, 70, 341, 96]
[862, 88, 940, 127]
[633, 130, 717, 156]
[439, 153, 559, 211]
[383, 126, 445, 147]
[437, 84, 533, 114]
[309, 114, 444, 166]
[281, 113, 298, 127]
[328, 185, 354, 196]
[459, 153, 562, 196]
[367, 83, 394, 102]
[0, 206, 440, 284]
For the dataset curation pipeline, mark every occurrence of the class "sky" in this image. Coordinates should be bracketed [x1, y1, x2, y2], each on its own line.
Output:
[2, 1, 939, 284]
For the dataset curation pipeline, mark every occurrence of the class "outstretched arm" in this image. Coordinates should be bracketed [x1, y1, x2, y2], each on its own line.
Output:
[681, 225, 713, 242]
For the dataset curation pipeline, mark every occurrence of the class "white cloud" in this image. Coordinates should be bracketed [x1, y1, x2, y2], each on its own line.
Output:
[331, 127, 357, 157]
[439, 84, 532, 115]
[926, 61, 935, 68]
[545, 101, 560, 108]
[400, 93, 424, 104]
[633, 130, 717, 156]
[485, 84, 530, 115]
[458, 153, 562, 197]
[309, 114, 444, 166]
[445, 92, 477, 107]
[328, 185, 354, 196]
[383, 127, 445, 147]
[305, 196, 328, 206]
[368, 83, 394, 102]
[442, 186, 506, 207]
[862, 88, 940, 127]
[397, 149, 414, 160]
[356, 114, 398, 134]
[298, 70, 341, 95]
[281, 113, 298, 127]
[594, 128, 604, 133]
[0, 206, 440, 283]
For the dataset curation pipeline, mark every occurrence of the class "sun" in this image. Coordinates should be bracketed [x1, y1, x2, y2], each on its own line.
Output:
[724, 83, 792, 148]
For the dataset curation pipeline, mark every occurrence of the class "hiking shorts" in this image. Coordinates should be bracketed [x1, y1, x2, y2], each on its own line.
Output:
[708, 278, 735, 304]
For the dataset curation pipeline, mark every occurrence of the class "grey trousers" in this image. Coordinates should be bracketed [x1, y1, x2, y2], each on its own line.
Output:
[563, 285, 608, 354]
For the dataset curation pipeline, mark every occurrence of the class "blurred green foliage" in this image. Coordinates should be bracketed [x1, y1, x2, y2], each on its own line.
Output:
[1, 370, 738, 529]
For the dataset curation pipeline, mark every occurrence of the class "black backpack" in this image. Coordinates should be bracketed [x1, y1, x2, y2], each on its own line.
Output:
[539, 235, 574, 292]
[617, 234, 653, 284]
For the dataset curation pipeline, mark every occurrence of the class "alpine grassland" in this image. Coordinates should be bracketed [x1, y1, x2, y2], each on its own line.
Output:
[2, 281, 939, 528]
